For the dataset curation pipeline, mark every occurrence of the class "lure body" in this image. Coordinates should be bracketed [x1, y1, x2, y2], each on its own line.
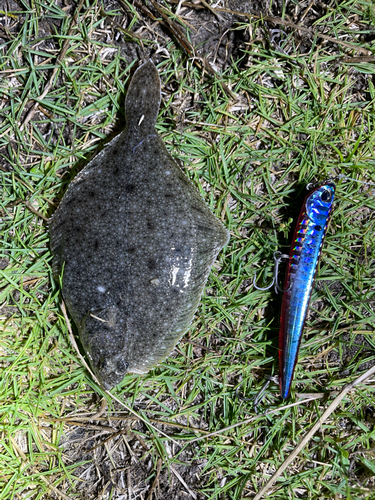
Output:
[279, 183, 335, 398]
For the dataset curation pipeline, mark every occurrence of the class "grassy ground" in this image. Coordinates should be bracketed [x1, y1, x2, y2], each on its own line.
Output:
[1, 0, 375, 499]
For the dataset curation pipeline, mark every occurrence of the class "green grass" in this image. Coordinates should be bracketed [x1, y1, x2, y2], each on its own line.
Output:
[1, 0, 375, 498]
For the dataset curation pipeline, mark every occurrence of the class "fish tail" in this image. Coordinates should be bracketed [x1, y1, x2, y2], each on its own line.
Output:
[125, 60, 161, 133]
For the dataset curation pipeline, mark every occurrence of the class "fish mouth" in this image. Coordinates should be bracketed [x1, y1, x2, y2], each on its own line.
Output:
[80, 306, 130, 389]
[92, 354, 129, 390]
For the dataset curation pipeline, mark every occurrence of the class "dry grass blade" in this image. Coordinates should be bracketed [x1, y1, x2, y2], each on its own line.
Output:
[9, 437, 74, 500]
[199, 0, 225, 21]
[262, 15, 372, 55]
[170, 465, 198, 500]
[253, 364, 375, 500]
[148, 0, 195, 56]
[21, 0, 85, 129]
[61, 301, 179, 446]
[170, 2, 372, 55]
[1, 0, 375, 497]
[140, 0, 235, 98]
[24, 200, 49, 221]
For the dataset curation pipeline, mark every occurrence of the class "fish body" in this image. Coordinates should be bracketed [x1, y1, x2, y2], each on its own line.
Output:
[279, 182, 335, 398]
[50, 60, 229, 389]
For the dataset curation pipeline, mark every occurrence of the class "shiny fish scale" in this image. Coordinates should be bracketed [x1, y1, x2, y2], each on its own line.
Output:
[279, 183, 335, 399]
[50, 60, 229, 389]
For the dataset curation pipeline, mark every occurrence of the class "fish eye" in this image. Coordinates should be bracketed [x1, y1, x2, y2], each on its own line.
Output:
[116, 359, 129, 373]
[320, 189, 332, 202]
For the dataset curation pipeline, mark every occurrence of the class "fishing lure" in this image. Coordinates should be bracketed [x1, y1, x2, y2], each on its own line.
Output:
[278, 182, 335, 398]
[253, 182, 335, 400]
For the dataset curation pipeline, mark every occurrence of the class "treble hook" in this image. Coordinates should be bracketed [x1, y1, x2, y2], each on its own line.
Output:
[253, 251, 291, 294]
[236, 375, 279, 414]
[253, 375, 279, 413]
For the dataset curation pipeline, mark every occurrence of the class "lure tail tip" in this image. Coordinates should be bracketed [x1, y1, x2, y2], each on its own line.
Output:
[280, 381, 291, 400]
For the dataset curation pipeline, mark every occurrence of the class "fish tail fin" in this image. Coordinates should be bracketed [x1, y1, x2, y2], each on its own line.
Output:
[125, 60, 161, 133]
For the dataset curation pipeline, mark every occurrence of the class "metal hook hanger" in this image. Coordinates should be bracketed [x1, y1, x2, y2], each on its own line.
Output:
[253, 251, 291, 294]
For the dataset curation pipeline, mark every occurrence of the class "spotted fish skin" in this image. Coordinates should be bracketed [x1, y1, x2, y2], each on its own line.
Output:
[50, 60, 229, 389]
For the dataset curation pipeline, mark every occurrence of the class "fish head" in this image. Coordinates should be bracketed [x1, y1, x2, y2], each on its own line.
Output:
[93, 353, 129, 390]
[81, 306, 130, 390]
[306, 182, 335, 226]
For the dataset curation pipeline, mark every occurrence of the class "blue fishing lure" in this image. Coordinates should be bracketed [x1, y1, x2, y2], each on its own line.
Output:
[279, 182, 335, 398]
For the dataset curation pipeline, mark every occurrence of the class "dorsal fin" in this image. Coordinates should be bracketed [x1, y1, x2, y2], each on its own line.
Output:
[125, 60, 161, 135]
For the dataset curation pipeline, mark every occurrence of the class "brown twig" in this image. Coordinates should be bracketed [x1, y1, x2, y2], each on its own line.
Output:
[135, 0, 235, 99]
[199, 0, 224, 21]
[21, 0, 86, 129]
[99, 8, 142, 41]
[253, 363, 375, 500]
[146, 458, 162, 500]
[133, 0, 159, 22]
[86, 428, 128, 453]
[117, 0, 139, 19]
[45, 414, 212, 435]
[168, 1, 371, 55]
[148, 0, 194, 56]
[262, 15, 372, 55]
[25, 201, 49, 221]
[344, 56, 375, 63]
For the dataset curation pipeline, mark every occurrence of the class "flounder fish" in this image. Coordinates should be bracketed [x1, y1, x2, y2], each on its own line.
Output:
[50, 60, 229, 389]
